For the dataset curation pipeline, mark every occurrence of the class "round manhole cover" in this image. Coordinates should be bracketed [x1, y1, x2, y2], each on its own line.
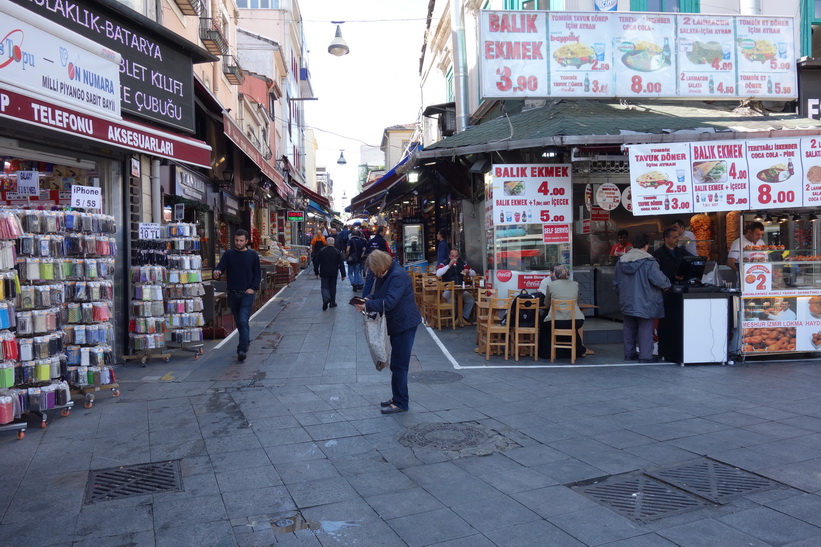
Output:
[399, 422, 492, 451]
[408, 371, 463, 384]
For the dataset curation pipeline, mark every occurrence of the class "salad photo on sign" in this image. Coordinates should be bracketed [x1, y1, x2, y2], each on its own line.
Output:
[676, 15, 737, 97]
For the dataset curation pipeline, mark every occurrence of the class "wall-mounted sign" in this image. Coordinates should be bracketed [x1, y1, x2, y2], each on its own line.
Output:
[11, 0, 195, 132]
[15, 171, 39, 196]
[479, 10, 796, 101]
[70, 184, 101, 209]
[0, 3, 121, 118]
[287, 210, 305, 222]
[222, 192, 239, 216]
[175, 166, 206, 201]
[174, 203, 184, 221]
[490, 163, 572, 225]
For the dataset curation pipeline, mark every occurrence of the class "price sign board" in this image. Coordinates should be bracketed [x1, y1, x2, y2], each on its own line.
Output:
[736, 17, 795, 99]
[480, 11, 549, 99]
[746, 138, 801, 209]
[490, 164, 572, 226]
[800, 136, 821, 206]
[138, 223, 160, 240]
[690, 141, 750, 213]
[628, 143, 693, 215]
[286, 210, 305, 222]
[742, 263, 772, 294]
[547, 12, 614, 96]
[621, 186, 633, 212]
[614, 13, 677, 97]
[15, 171, 39, 196]
[70, 185, 102, 210]
[174, 203, 185, 221]
[595, 183, 621, 211]
[677, 15, 737, 97]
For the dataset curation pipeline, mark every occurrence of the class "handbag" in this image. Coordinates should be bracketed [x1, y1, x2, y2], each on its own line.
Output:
[362, 303, 391, 371]
[346, 254, 358, 265]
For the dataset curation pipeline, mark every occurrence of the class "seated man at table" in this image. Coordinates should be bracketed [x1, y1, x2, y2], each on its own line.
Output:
[436, 249, 476, 322]
[539, 265, 586, 359]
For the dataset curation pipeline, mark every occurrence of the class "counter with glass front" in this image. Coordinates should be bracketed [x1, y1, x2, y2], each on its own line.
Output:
[487, 224, 570, 293]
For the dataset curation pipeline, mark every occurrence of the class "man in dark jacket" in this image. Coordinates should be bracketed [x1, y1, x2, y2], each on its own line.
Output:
[314, 237, 346, 310]
[614, 234, 671, 362]
[346, 230, 367, 290]
[652, 227, 692, 361]
[213, 229, 261, 362]
[362, 226, 392, 296]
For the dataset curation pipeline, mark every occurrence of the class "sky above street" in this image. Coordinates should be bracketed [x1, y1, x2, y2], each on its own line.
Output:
[300, 0, 430, 208]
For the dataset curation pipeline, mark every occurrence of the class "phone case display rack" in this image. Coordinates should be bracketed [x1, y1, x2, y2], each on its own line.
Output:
[0, 210, 120, 437]
[162, 223, 205, 358]
[124, 239, 171, 366]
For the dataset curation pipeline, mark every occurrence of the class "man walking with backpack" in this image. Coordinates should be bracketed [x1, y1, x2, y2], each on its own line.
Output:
[314, 237, 346, 310]
[346, 229, 366, 291]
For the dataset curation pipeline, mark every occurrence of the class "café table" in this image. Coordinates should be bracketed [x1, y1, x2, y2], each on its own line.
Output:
[453, 284, 479, 327]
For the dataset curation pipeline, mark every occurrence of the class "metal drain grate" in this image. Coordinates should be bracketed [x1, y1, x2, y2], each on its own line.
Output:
[575, 474, 705, 523]
[85, 460, 183, 504]
[646, 459, 778, 504]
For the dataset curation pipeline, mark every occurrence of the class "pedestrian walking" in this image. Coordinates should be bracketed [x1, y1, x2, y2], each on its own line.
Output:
[213, 229, 261, 362]
[346, 229, 367, 290]
[314, 237, 346, 310]
[436, 228, 450, 267]
[362, 226, 392, 297]
[613, 233, 671, 362]
[354, 250, 421, 414]
[310, 231, 327, 274]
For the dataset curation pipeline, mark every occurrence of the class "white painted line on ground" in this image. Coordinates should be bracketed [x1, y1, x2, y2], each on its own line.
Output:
[213, 282, 291, 349]
[424, 325, 676, 369]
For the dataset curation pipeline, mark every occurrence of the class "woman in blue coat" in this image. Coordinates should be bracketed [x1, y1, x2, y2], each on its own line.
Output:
[354, 250, 422, 414]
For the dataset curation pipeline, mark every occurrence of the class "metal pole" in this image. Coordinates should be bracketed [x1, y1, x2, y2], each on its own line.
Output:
[151, 158, 162, 223]
[450, 0, 470, 133]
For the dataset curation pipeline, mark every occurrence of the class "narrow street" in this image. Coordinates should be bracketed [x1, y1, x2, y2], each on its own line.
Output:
[2, 269, 821, 546]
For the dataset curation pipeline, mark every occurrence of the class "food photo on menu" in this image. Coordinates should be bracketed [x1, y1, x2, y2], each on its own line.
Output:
[503, 180, 525, 196]
[692, 161, 727, 184]
[552, 43, 596, 68]
[635, 170, 671, 189]
[620, 40, 670, 71]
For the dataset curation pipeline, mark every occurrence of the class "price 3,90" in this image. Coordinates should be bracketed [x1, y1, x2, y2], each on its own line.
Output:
[496, 67, 538, 92]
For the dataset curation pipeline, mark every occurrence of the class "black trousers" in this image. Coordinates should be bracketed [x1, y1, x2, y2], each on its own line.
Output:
[320, 276, 338, 304]
[539, 319, 586, 359]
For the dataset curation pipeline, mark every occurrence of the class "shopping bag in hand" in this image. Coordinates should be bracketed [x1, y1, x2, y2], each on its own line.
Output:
[362, 306, 391, 371]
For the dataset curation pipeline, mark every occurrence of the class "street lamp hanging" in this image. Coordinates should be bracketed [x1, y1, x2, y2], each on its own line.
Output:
[328, 24, 349, 56]
[337, 150, 347, 165]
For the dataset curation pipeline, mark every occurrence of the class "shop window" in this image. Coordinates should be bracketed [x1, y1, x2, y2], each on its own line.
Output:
[522, 0, 565, 9]
[446, 67, 454, 103]
[114, 0, 158, 20]
[806, 1, 821, 57]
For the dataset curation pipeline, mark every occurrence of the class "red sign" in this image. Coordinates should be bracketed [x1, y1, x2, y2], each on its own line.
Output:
[496, 270, 513, 283]
[591, 206, 610, 221]
[542, 224, 570, 243]
[0, 85, 210, 168]
[286, 210, 305, 222]
[518, 274, 548, 290]
[582, 218, 591, 234]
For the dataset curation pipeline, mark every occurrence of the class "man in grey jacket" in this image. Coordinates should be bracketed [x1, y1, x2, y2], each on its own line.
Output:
[613, 233, 671, 362]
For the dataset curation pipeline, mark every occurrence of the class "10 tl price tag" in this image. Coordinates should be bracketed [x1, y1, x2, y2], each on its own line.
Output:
[138, 223, 160, 240]
[70, 185, 102, 210]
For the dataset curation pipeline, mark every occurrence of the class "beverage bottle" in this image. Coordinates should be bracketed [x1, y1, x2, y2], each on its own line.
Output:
[583, 74, 590, 92]
[521, 210, 527, 223]
[714, 192, 719, 202]
[662, 38, 671, 66]
[767, 76, 773, 94]
[500, 211, 504, 223]
[664, 197, 670, 210]
[696, 193, 700, 203]
[788, 159, 794, 176]
[708, 76, 714, 94]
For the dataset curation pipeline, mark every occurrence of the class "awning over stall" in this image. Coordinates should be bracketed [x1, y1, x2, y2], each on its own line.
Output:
[350, 144, 420, 212]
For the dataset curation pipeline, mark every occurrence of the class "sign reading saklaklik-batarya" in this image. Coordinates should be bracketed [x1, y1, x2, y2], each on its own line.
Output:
[479, 10, 796, 101]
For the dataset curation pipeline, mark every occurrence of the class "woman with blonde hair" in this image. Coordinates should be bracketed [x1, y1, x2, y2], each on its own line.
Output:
[354, 250, 422, 414]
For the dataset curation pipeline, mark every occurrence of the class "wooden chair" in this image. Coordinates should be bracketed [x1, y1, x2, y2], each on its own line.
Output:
[475, 288, 497, 345]
[480, 297, 511, 360]
[429, 281, 456, 330]
[512, 296, 540, 361]
[507, 289, 522, 298]
[550, 299, 577, 364]
[421, 275, 440, 324]
[412, 272, 425, 313]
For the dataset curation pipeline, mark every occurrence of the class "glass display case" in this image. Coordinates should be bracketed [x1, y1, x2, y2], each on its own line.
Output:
[402, 223, 426, 267]
[739, 246, 821, 354]
[488, 224, 571, 293]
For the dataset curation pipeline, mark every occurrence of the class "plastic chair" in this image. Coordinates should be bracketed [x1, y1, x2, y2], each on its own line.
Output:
[512, 297, 540, 361]
[480, 297, 511, 360]
[430, 281, 456, 330]
[550, 299, 577, 364]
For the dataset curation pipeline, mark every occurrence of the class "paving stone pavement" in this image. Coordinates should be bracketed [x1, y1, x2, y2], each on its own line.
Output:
[2, 268, 821, 546]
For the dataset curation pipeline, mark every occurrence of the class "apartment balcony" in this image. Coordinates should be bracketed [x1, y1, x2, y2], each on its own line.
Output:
[199, 18, 227, 56]
[173, 0, 204, 16]
[222, 55, 244, 85]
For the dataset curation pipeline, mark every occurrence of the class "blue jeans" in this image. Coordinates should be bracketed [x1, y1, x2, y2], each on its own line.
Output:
[227, 291, 254, 354]
[362, 270, 375, 297]
[348, 262, 363, 286]
[388, 325, 417, 411]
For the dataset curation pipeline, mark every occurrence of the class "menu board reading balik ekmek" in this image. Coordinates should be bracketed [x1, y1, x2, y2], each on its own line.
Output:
[490, 164, 572, 230]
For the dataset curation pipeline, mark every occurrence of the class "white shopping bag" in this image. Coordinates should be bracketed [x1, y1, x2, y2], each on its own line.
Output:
[362, 307, 391, 371]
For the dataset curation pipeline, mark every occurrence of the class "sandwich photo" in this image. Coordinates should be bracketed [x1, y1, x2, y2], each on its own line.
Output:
[552, 43, 596, 68]
[692, 160, 727, 184]
[635, 170, 670, 188]
[503, 180, 526, 195]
